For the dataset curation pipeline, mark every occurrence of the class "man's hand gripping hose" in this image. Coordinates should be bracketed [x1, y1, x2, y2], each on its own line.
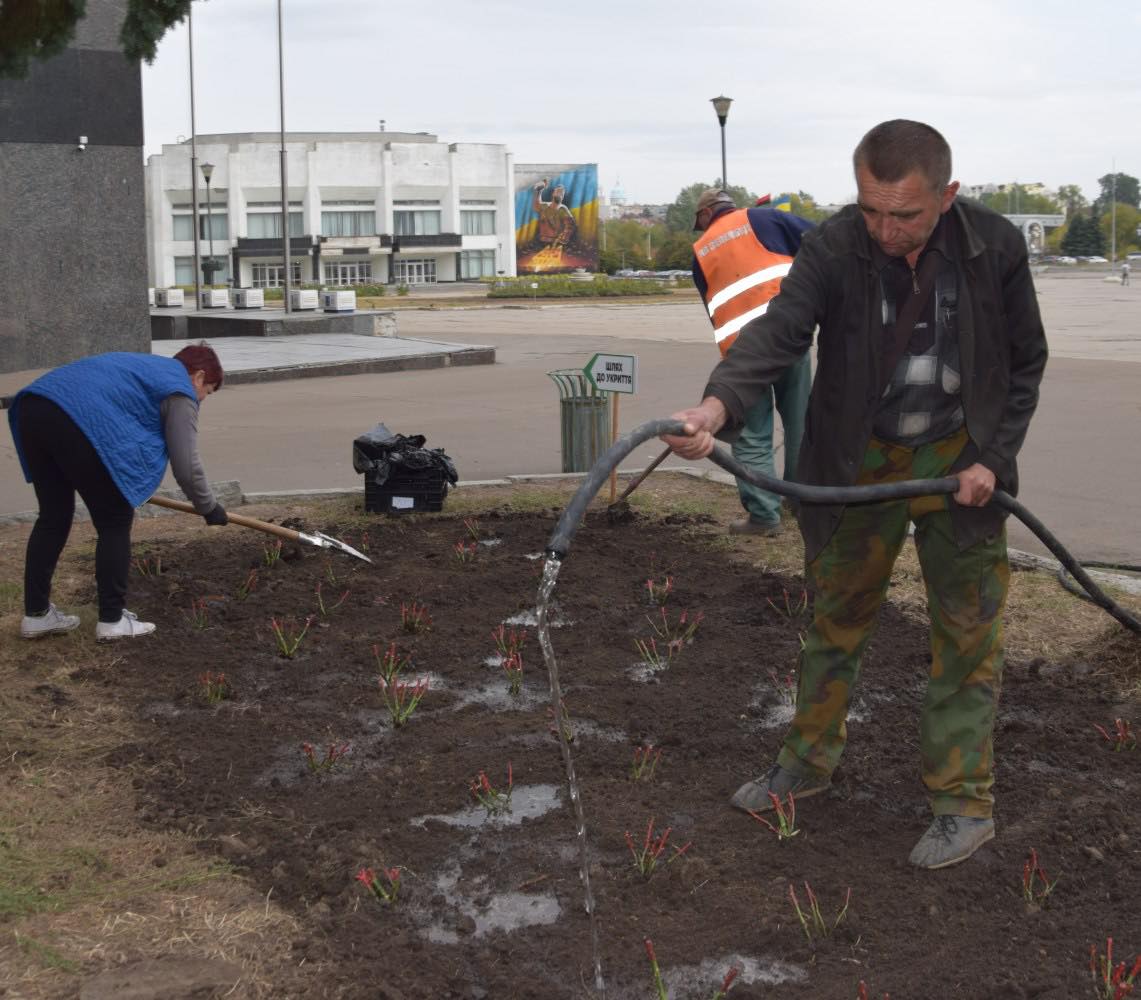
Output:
[545, 418, 1141, 636]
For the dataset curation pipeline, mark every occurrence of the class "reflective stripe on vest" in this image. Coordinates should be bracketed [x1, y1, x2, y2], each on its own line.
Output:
[694, 209, 795, 356]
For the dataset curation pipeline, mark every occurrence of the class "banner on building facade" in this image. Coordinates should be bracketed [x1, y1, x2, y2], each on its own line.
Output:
[515, 163, 599, 274]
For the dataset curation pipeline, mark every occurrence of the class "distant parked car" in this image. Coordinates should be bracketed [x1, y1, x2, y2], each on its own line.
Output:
[1085, 255, 1109, 263]
[1056, 256, 1077, 264]
[1127, 252, 1141, 261]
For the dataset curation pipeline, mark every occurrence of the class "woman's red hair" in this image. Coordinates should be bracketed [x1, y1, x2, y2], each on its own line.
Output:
[173, 342, 224, 388]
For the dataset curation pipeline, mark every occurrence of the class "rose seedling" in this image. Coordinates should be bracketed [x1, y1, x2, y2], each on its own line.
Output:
[625, 817, 692, 879]
[1021, 847, 1059, 907]
[263, 540, 282, 567]
[185, 596, 210, 630]
[631, 743, 662, 782]
[491, 624, 527, 659]
[1094, 718, 1137, 752]
[302, 741, 351, 773]
[315, 581, 349, 618]
[547, 699, 574, 743]
[269, 616, 313, 658]
[646, 574, 674, 606]
[747, 791, 800, 842]
[379, 676, 428, 727]
[647, 607, 704, 647]
[453, 539, 478, 565]
[470, 762, 513, 816]
[133, 554, 162, 577]
[198, 671, 231, 704]
[643, 938, 740, 1000]
[463, 517, 481, 542]
[857, 983, 891, 1000]
[355, 866, 401, 906]
[236, 568, 259, 601]
[401, 600, 432, 634]
[372, 641, 411, 684]
[768, 668, 796, 707]
[1089, 937, 1141, 999]
[634, 636, 675, 672]
[502, 651, 524, 696]
[767, 586, 809, 620]
[788, 882, 851, 944]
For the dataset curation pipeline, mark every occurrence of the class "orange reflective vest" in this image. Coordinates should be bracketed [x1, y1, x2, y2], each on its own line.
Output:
[693, 208, 795, 356]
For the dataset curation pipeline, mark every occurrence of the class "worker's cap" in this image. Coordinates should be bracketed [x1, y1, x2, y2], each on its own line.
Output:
[693, 188, 735, 229]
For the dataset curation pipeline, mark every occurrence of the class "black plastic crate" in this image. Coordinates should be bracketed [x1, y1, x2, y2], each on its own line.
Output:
[364, 469, 448, 514]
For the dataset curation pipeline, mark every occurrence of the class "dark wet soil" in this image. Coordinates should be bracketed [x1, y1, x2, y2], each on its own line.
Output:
[97, 507, 1139, 998]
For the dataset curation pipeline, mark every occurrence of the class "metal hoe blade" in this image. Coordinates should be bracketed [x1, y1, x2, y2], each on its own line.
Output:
[299, 530, 373, 564]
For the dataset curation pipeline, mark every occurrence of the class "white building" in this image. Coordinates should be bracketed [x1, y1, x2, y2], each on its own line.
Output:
[144, 131, 517, 288]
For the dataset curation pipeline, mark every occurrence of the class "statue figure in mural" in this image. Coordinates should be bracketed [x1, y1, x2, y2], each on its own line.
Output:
[530, 180, 578, 252]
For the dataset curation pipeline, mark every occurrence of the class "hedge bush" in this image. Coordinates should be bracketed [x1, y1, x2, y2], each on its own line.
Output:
[486, 275, 669, 298]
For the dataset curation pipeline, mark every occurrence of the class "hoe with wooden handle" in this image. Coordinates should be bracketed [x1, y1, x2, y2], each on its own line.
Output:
[147, 495, 372, 563]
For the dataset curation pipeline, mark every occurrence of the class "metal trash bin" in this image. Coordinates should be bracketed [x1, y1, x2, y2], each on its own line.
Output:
[547, 369, 612, 473]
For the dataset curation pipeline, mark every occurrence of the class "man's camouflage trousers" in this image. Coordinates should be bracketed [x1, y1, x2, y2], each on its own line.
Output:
[775, 428, 1009, 818]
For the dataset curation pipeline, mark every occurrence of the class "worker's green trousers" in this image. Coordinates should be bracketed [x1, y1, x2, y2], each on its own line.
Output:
[776, 429, 1009, 818]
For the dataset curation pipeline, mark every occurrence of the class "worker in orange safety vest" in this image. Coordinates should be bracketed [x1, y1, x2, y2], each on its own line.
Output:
[691, 188, 815, 534]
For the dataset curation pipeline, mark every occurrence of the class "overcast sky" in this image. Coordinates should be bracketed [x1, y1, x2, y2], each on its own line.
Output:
[142, 0, 1141, 207]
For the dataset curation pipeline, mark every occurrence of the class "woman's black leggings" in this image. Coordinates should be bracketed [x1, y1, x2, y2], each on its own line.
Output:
[19, 394, 135, 623]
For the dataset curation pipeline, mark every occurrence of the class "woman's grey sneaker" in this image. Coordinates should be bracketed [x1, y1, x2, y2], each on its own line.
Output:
[908, 815, 995, 869]
[728, 516, 782, 537]
[730, 763, 831, 812]
[20, 604, 81, 639]
[96, 610, 156, 642]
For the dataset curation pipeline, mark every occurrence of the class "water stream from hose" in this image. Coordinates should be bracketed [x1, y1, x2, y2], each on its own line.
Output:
[536, 554, 605, 995]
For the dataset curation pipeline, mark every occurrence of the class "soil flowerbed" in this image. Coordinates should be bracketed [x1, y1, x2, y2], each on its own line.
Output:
[4, 485, 1141, 998]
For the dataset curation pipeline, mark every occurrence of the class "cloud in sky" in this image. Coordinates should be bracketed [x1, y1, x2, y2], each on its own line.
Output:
[143, 0, 1141, 205]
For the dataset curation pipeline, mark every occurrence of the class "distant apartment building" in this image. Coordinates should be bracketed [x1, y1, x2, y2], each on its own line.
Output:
[144, 132, 517, 288]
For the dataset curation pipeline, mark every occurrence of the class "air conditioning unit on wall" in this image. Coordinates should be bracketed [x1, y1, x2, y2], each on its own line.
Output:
[154, 288, 185, 307]
[199, 289, 229, 309]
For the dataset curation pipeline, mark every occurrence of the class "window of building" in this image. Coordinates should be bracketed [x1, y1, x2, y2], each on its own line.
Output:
[323, 260, 373, 285]
[460, 249, 496, 279]
[247, 211, 304, 239]
[174, 255, 230, 285]
[393, 210, 441, 236]
[172, 213, 230, 242]
[251, 262, 303, 288]
[321, 211, 375, 237]
[393, 258, 437, 284]
[461, 210, 495, 236]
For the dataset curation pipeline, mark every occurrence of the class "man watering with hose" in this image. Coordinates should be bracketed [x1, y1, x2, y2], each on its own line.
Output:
[663, 120, 1049, 869]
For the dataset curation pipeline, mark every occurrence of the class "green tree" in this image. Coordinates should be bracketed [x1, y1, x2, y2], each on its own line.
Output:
[1097, 203, 1141, 256]
[785, 191, 835, 223]
[0, 0, 189, 79]
[653, 230, 697, 271]
[1056, 184, 1088, 218]
[978, 184, 1060, 216]
[1061, 213, 1107, 256]
[1095, 173, 1140, 215]
[664, 181, 758, 233]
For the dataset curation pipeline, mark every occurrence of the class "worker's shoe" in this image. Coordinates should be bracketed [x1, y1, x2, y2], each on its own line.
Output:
[21, 604, 81, 639]
[908, 815, 995, 870]
[730, 762, 831, 813]
[96, 610, 156, 642]
[728, 516, 781, 537]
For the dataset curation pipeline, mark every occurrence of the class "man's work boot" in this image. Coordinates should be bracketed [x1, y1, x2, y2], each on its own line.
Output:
[728, 516, 781, 537]
[730, 763, 831, 813]
[908, 815, 995, 869]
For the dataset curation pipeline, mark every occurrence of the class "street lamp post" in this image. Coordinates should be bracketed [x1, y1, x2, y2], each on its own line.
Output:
[710, 95, 733, 189]
[200, 161, 216, 291]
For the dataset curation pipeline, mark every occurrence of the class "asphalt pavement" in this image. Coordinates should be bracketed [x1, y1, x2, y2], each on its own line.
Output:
[1, 270, 1138, 565]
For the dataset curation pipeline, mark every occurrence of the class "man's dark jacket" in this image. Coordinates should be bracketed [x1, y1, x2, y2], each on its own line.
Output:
[703, 197, 1048, 562]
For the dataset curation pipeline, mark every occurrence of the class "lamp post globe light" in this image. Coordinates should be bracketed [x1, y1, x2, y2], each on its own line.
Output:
[200, 161, 217, 287]
[710, 95, 732, 190]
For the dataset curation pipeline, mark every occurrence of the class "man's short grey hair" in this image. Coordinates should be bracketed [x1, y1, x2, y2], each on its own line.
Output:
[853, 120, 952, 192]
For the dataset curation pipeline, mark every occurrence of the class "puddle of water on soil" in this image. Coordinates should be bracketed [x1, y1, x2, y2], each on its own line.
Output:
[662, 954, 807, 995]
[409, 783, 561, 829]
[516, 718, 629, 750]
[504, 607, 574, 628]
[523, 551, 544, 560]
[477, 538, 503, 548]
[422, 865, 562, 943]
[450, 681, 547, 713]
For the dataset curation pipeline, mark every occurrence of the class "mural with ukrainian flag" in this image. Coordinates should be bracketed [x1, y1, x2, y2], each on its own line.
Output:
[514, 163, 599, 274]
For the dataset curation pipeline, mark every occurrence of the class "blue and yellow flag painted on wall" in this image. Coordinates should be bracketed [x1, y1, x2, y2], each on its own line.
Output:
[515, 164, 599, 274]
